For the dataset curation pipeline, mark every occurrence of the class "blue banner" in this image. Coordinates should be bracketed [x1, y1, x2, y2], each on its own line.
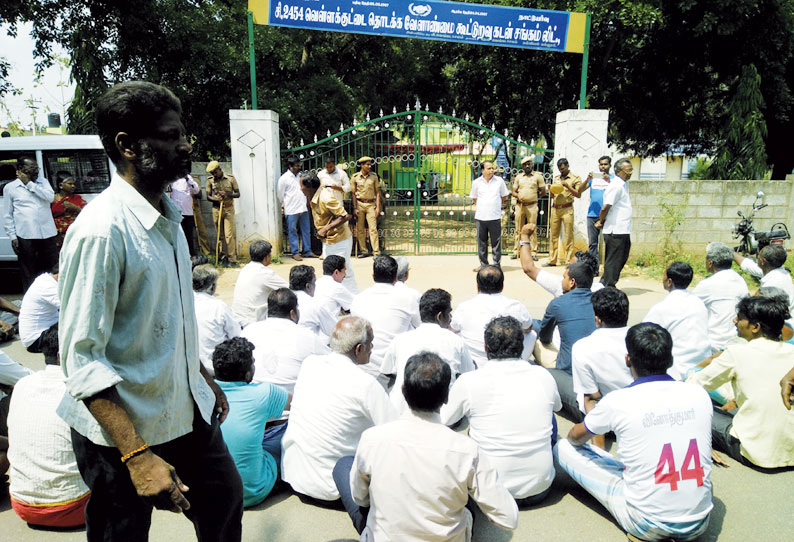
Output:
[251, 0, 587, 53]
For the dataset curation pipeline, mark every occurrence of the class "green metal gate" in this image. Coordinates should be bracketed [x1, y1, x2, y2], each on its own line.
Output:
[281, 105, 554, 255]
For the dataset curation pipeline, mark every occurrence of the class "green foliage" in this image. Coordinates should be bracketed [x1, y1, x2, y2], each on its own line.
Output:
[658, 197, 687, 262]
[687, 158, 712, 180]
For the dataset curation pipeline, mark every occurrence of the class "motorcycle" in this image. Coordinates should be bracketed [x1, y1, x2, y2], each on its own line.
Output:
[733, 191, 790, 255]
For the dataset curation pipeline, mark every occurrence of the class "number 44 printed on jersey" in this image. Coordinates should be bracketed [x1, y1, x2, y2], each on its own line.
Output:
[654, 439, 705, 491]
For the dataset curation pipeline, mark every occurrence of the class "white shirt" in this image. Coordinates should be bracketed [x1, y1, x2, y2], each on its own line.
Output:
[692, 269, 749, 350]
[315, 274, 354, 313]
[350, 283, 421, 379]
[643, 289, 713, 379]
[277, 170, 308, 216]
[584, 378, 713, 524]
[602, 176, 632, 234]
[469, 176, 508, 221]
[352, 410, 518, 542]
[741, 260, 794, 320]
[440, 360, 561, 499]
[536, 269, 605, 298]
[281, 352, 397, 500]
[169, 175, 200, 216]
[318, 167, 351, 192]
[450, 293, 532, 368]
[232, 262, 289, 324]
[8, 365, 90, 505]
[381, 323, 474, 414]
[394, 280, 421, 311]
[193, 291, 241, 374]
[18, 272, 60, 347]
[3, 177, 57, 240]
[294, 289, 336, 342]
[0, 350, 33, 400]
[242, 316, 330, 395]
[571, 326, 632, 413]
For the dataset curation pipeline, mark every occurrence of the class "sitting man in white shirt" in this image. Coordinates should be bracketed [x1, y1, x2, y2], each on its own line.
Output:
[335, 352, 519, 539]
[18, 267, 60, 353]
[281, 316, 397, 504]
[193, 264, 241, 374]
[289, 265, 337, 342]
[381, 288, 474, 413]
[232, 240, 288, 325]
[643, 262, 712, 380]
[241, 288, 329, 395]
[693, 242, 749, 352]
[314, 254, 354, 316]
[350, 256, 421, 386]
[394, 256, 421, 309]
[450, 265, 534, 368]
[734, 244, 794, 328]
[7, 325, 90, 528]
[571, 287, 633, 446]
[556, 323, 713, 541]
[442, 316, 561, 507]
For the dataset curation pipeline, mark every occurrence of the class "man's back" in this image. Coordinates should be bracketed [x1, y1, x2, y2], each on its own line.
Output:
[194, 291, 240, 372]
[571, 326, 632, 412]
[232, 262, 289, 324]
[692, 270, 749, 351]
[315, 274, 354, 314]
[539, 289, 596, 373]
[294, 289, 337, 341]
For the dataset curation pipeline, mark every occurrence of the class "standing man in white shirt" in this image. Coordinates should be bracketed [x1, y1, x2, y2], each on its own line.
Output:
[470, 160, 509, 271]
[335, 352, 518, 540]
[169, 174, 200, 256]
[231, 240, 289, 325]
[643, 262, 712, 380]
[192, 264, 240, 374]
[314, 255, 354, 316]
[3, 156, 58, 291]
[317, 156, 351, 204]
[693, 242, 749, 351]
[18, 267, 60, 353]
[278, 156, 315, 261]
[442, 316, 561, 507]
[350, 255, 421, 385]
[594, 157, 633, 287]
[281, 316, 397, 503]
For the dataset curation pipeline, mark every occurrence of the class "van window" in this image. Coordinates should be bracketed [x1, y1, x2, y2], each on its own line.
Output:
[43, 150, 111, 194]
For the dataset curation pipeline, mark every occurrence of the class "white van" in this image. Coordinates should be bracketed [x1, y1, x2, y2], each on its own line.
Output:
[0, 135, 116, 266]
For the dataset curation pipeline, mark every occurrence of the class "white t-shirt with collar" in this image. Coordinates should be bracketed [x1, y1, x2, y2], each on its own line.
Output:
[571, 326, 632, 413]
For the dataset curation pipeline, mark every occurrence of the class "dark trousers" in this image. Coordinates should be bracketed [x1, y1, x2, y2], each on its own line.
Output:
[586, 216, 602, 267]
[476, 219, 502, 267]
[711, 407, 745, 464]
[181, 216, 196, 257]
[333, 456, 369, 534]
[17, 236, 58, 292]
[601, 233, 631, 287]
[71, 409, 243, 542]
[547, 368, 584, 423]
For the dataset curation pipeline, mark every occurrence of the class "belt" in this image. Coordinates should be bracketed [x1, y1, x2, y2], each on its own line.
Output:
[553, 202, 573, 210]
[357, 198, 375, 203]
[517, 200, 538, 206]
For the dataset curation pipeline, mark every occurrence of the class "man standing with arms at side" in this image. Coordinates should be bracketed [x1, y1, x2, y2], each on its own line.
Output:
[511, 156, 546, 261]
[206, 160, 240, 266]
[278, 156, 314, 261]
[470, 161, 509, 271]
[595, 157, 633, 287]
[169, 174, 200, 256]
[57, 81, 243, 541]
[351, 156, 381, 258]
[3, 156, 58, 291]
[547, 158, 583, 267]
[582, 156, 612, 272]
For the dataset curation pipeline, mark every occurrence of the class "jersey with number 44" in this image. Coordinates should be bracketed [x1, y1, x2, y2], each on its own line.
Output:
[584, 379, 713, 524]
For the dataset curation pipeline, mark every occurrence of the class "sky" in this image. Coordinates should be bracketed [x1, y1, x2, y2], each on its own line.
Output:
[0, 22, 76, 131]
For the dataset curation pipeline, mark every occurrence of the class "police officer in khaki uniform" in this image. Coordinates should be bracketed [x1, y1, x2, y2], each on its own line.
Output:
[547, 158, 583, 266]
[206, 160, 240, 265]
[511, 156, 546, 261]
[351, 156, 381, 258]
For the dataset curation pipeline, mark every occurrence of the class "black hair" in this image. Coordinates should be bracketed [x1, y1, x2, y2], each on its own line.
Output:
[249, 240, 272, 262]
[760, 245, 787, 269]
[289, 265, 316, 291]
[212, 337, 255, 382]
[267, 288, 298, 319]
[484, 316, 524, 360]
[191, 254, 209, 269]
[40, 323, 59, 365]
[476, 265, 504, 294]
[286, 155, 300, 167]
[402, 352, 451, 412]
[95, 81, 182, 164]
[625, 323, 673, 377]
[567, 261, 594, 289]
[373, 255, 398, 284]
[300, 171, 321, 190]
[666, 261, 693, 289]
[574, 250, 598, 276]
[737, 296, 789, 341]
[598, 156, 612, 164]
[591, 287, 629, 327]
[323, 255, 346, 275]
[419, 288, 452, 324]
[557, 158, 569, 167]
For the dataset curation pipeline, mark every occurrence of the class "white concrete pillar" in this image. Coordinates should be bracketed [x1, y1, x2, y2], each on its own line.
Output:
[553, 109, 610, 252]
[229, 109, 282, 256]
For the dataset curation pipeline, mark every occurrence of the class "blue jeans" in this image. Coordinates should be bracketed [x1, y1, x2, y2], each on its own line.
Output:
[333, 456, 369, 534]
[286, 212, 312, 256]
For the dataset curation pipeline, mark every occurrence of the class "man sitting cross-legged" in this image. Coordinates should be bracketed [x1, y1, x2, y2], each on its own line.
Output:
[193, 263, 240, 375]
[334, 352, 518, 540]
[7, 325, 90, 528]
[241, 288, 329, 395]
[314, 254, 354, 317]
[556, 323, 713, 541]
[289, 265, 337, 343]
[688, 296, 794, 468]
[213, 337, 291, 507]
[734, 244, 794, 328]
[232, 240, 288, 325]
[281, 316, 397, 503]
[441, 316, 561, 507]
[381, 288, 474, 414]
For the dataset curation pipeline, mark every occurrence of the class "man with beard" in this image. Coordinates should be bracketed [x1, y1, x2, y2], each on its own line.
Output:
[57, 81, 243, 542]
